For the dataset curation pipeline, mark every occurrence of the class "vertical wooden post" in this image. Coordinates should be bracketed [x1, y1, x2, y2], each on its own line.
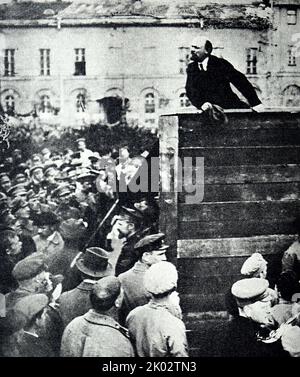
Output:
[159, 114, 179, 266]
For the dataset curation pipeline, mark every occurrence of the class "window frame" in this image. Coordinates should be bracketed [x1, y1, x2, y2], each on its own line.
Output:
[40, 49, 51, 76]
[4, 49, 15, 77]
[246, 47, 258, 75]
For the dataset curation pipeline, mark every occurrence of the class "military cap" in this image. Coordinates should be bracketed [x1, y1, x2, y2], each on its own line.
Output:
[134, 233, 169, 254]
[32, 154, 42, 163]
[59, 218, 87, 240]
[51, 184, 72, 199]
[12, 253, 46, 281]
[119, 206, 144, 221]
[241, 253, 267, 277]
[0, 173, 10, 183]
[33, 211, 60, 226]
[7, 184, 28, 198]
[231, 278, 271, 307]
[76, 138, 86, 143]
[10, 197, 29, 214]
[76, 171, 96, 181]
[92, 276, 121, 303]
[41, 148, 50, 155]
[43, 164, 58, 176]
[14, 173, 27, 184]
[29, 165, 44, 176]
[281, 325, 300, 356]
[144, 261, 178, 295]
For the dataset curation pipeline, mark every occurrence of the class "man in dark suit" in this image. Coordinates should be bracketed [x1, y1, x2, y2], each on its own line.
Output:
[185, 37, 264, 111]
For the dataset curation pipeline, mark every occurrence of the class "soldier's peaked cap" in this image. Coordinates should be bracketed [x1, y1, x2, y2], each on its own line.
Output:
[134, 233, 169, 253]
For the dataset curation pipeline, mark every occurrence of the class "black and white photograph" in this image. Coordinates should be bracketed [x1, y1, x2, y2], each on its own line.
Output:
[0, 0, 299, 363]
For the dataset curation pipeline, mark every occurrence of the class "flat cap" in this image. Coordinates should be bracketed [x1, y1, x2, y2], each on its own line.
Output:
[92, 276, 121, 302]
[29, 165, 44, 176]
[144, 261, 178, 295]
[33, 211, 60, 226]
[281, 325, 300, 356]
[13, 293, 49, 327]
[7, 184, 28, 198]
[241, 253, 267, 276]
[231, 278, 271, 307]
[43, 164, 58, 176]
[134, 233, 169, 254]
[12, 253, 46, 281]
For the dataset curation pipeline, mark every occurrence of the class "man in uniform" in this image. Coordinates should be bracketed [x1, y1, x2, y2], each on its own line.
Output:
[223, 278, 287, 357]
[118, 233, 168, 324]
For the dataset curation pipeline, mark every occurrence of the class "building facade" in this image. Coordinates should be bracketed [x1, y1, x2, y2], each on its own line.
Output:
[0, 0, 299, 128]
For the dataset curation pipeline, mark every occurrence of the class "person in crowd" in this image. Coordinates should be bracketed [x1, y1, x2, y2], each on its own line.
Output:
[76, 138, 94, 167]
[282, 219, 300, 280]
[10, 197, 34, 238]
[0, 229, 22, 294]
[126, 261, 188, 357]
[109, 206, 147, 276]
[271, 271, 300, 326]
[43, 164, 59, 196]
[2, 294, 63, 357]
[6, 253, 53, 309]
[224, 278, 287, 357]
[48, 218, 86, 289]
[185, 37, 263, 111]
[32, 211, 64, 263]
[58, 247, 113, 327]
[28, 165, 45, 195]
[0, 173, 12, 194]
[118, 233, 168, 324]
[281, 325, 300, 357]
[60, 276, 135, 357]
[241, 253, 268, 278]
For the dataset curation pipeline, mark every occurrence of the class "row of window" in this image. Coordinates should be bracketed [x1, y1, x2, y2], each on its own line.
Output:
[4, 45, 297, 77]
[2, 91, 191, 114]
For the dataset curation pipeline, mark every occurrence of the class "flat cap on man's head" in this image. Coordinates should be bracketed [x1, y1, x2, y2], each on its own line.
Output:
[144, 261, 178, 296]
[12, 253, 46, 281]
[241, 253, 267, 276]
[231, 278, 271, 307]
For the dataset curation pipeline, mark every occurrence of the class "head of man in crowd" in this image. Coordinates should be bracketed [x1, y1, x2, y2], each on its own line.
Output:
[0, 173, 12, 193]
[12, 253, 53, 294]
[0, 229, 22, 262]
[276, 271, 300, 302]
[90, 276, 121, 313]
[241, 253, 268, 279]
[43, 165, 58, 185]
[134, 233, 168, 267]
[77, 138, 87, 152]
[75, 247, 113, 281]
[144, 261, 181, 319]
[11, 197, 31, 222]
[30, 165, 44, 185]
[119, 146, 130, 163]
[34, 212, 60, 240]
[76, 173, 95, 194]
[190, 36, 213, 63]
[281, 325, 300, 357]
[231, 278, 274, 326]
[107, 207, 142, 244]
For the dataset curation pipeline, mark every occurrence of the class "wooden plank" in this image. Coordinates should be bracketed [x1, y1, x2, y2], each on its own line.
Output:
[179, 146, 300, 166]
[179, 200, 300, 223]
[159, 115, 179, 266]
[179, 220, 297, 239]
[180, 127, 300, 147]
[179, 182, 300, 203]
[179, 112, 300, 131]
[178, 256, 248, 274]
[178, 274, 242, 294]
[177, 235, 295, 258]
[184, 164, 300, 184]
[180, 293, 226, 312]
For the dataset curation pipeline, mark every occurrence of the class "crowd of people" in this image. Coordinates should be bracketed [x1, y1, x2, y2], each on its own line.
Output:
[0, 134, 300, 358]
